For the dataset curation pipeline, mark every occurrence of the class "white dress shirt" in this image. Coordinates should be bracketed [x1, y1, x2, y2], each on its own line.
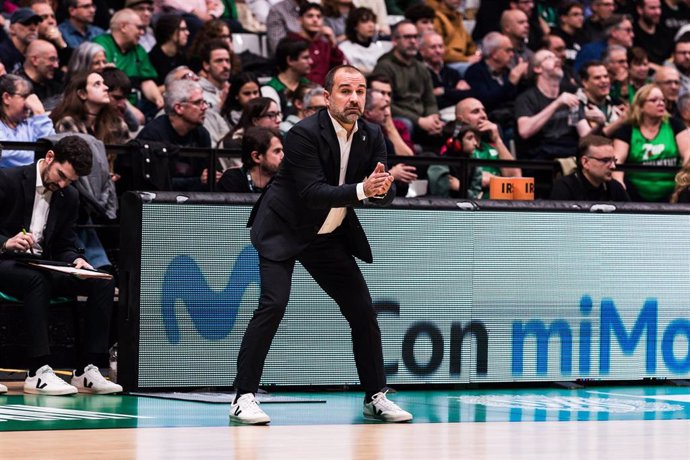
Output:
[30, 160, 52, 254]
[318, 113, 367, 234]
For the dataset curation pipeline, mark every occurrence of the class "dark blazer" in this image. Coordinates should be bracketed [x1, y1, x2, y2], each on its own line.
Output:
[248, 109, 394, 263]
[0, 164, 81, 263]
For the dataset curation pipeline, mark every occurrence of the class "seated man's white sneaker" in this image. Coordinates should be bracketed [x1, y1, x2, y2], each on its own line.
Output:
[71, 364, 123, 394]
[24, 365, 78, 396]
[229, 393, 271, 425]
[363, 391, 413, 422]
[0, 382, 7, 393]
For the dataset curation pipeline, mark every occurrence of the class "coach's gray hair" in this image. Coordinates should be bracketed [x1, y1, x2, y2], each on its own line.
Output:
[165, 79, 202, 114]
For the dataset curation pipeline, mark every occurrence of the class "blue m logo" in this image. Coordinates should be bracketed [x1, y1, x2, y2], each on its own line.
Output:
[161, 245, 260, 343]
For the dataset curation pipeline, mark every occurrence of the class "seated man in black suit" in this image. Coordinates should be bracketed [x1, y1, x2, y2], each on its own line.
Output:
[217, 127, 284, 193]
[550, 133, 630, 201]
[230, 65, 412, 425]
[0, 135, 122, 396]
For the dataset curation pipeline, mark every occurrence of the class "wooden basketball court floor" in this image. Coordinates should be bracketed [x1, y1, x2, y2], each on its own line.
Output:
[2, 380, 690, 459]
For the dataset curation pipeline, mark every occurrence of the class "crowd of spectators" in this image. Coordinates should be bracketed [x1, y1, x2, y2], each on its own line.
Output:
[2, 0, 690, 216]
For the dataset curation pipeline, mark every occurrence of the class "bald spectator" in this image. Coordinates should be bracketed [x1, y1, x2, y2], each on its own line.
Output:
[30, 0, 69, 65]
[373, 20, 444, 141]
[432, 0, 479, 70]
[464, 32, 529, 132]
[0, 8, 41, 74]
[93, 8, 163, 112]
[583, 0, 617, 42]
[501, 9, 533, 68]
[667, 34, 690, 97]
[575, 14, 634, 71]
[419, 31, 472, 111]
[57, 0, 105, 49]
[633, 0, 673, 64]
[655, 66, 682, 117]
[451, 97, 521, 196]
[552, 1, 587, 67]
[0, 74, 55, 168]
[509, 0, 544, 51]
[16, 39, 62, 111]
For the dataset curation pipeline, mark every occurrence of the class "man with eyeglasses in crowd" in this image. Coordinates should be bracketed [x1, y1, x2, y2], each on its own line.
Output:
[0, 74, 55, 169]
[58, 0, 105, 49]
[126, 0, 155, 52]
[136, 79, 212, 191]
[93, 8, 164, 113]
[666, 34, 690, 98]
[16, 40, 63, 112]
[550, 134, 630, 201]
[0, 8, 42, 74]
[654, 66, 682, 117]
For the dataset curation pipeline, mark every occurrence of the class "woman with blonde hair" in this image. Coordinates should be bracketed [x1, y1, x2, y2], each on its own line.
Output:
[612, 83, 690, 202]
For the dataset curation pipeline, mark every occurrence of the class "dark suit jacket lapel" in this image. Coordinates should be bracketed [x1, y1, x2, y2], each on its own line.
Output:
[319, 110, 342, 185]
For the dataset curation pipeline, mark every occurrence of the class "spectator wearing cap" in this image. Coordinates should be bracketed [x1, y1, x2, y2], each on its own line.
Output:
[57, 0, 105, 49]
[93, 8, 163, 112]
[0, 8, 42, 74]
[127, 0, 156, 52]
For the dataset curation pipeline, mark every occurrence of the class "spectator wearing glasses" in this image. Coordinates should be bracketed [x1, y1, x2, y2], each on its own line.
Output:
[575, 14, 634, 71]
[603, 45, 629, 101]
[136, 79, 212, 191]
[0, 8, 42, 74]
[550, 133, 630, 201]
[16, 39, 63, 111]
[666, 34, 690, 98]
[93, 8, 164, 112]
[64, 42, 107, 82]
[126, 0, 155, 52]
[612, 83, 690, 202]
[217, 127, 284, 193]
[543, 33, 580, 93]
[0, 74, 55, 169]
[30, 0, 70, 66]
[221, 97, 282, 147]
[57, 0, 105, 49]
[551, 1, 587, 67]
[654, 66, 682, 117]
[148, 14, 190, 89]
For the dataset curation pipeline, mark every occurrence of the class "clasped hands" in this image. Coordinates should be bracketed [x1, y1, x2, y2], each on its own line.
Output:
[363, 162, 394, 198]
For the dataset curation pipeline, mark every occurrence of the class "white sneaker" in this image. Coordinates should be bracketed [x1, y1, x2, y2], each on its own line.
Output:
[0, 383, 7, 394]
[71, 364, 123, 394]
[363, 391, 413, 422]
[229, 393, 271, 425]
[24, 365, 78, 396]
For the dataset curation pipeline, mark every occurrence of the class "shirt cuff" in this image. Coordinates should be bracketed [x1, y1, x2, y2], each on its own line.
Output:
[356, 182, 366, 201]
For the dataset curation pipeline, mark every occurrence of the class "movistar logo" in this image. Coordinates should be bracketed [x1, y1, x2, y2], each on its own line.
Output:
[161, 245, 260, 343]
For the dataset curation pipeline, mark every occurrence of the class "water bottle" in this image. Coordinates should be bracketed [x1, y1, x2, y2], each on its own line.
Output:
[109, 343, 118, 383]
[568, 104, 579, 126]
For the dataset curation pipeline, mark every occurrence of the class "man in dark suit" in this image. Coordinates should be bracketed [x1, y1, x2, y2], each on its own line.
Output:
[0, 135, 122, 396]
[230, 65, 413, 425]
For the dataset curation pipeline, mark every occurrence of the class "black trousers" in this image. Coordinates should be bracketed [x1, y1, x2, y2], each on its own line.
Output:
[0, 259, 115, 358]
[234, 232, 387, 393]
